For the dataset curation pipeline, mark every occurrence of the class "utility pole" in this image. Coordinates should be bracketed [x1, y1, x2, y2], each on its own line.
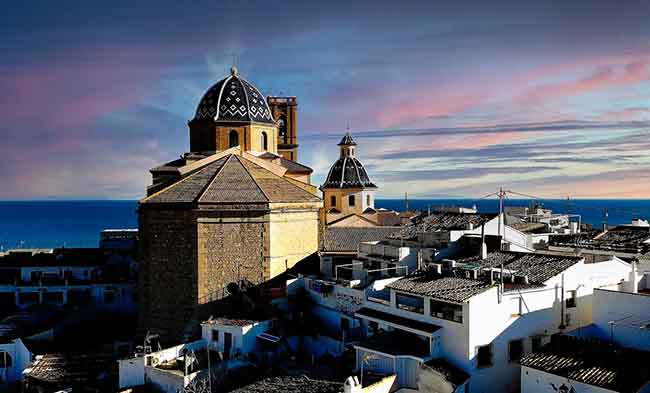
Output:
[497, 188, 506, 248]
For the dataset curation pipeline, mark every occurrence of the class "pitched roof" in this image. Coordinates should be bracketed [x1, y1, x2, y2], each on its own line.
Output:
[391, 212, 497, 240]
[257, 152, 313, 173]
[141, 154, 320, 205]
[321, 227, 401, 253]
[387, 274, 493, 303]
[520, 335, 650, 393]
[458, 251, 583, 285]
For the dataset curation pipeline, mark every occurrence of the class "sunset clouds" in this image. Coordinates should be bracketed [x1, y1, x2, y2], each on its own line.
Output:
[1, 0, 650, 199]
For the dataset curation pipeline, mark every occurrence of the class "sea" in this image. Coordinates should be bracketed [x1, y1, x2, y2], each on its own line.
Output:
[0, 199, 649, 250]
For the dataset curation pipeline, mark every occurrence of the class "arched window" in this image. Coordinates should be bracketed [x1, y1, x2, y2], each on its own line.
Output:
[348, 195, 356, 207]
[261, 131, 268, 151]
[366, 194, 371, 206]
[330, 195, 336, 207]
[0, 351, 13, 368]
[277, 115, 287, 140]
[229, 130, 239, 148]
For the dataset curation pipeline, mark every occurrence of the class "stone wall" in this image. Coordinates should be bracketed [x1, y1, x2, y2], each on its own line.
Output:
[138, 208, 198, 342]
[197, 209, 270, 304]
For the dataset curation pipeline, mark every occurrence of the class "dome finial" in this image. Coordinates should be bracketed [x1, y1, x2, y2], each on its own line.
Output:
[230, 66, 238, 76]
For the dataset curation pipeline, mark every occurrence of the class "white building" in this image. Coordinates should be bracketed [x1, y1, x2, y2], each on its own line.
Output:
[0, 338, 31, 388]
[118, 317, 278, 393]
[0, 248, 136, 311]
[520, 278, 650, 393]
[385, 211, 536, 260]
[348, 251, 631, 393]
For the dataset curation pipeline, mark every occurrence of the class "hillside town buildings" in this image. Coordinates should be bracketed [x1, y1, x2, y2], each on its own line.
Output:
[4, 67, 650, 393]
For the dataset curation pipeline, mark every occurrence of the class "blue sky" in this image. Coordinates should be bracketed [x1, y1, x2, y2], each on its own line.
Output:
[1, 0, 650, 199]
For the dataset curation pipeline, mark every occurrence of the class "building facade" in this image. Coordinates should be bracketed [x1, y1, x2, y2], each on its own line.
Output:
[321, 133, 378, 225]
[138, 69, 322, 343]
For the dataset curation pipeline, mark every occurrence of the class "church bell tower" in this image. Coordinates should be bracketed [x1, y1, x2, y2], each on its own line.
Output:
[267, 96, 299, 161]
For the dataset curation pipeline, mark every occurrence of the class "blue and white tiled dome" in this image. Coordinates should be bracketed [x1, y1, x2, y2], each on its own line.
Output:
[194, 67, 275, 124]
[321, 133, 377, 189]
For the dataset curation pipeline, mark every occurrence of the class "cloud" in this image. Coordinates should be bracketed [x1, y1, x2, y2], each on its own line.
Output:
[519, 61, 650, 104]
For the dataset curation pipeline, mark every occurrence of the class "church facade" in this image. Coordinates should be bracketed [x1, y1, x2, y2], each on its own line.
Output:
[320, 133, 383, 226]
[138, 68, 322, 342]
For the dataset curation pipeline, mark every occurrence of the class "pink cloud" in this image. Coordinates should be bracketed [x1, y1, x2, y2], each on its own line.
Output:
[598, 107, 650, 121]
[519, 60, 649, 104]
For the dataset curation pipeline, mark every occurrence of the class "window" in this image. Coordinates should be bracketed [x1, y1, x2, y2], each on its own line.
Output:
[330, 195, 337, 207]
[229, 130, 239, 147]
[0, 352, 13, 368]
[476, 344, 493, 368]
[508, 339, 524, 362]
[430, 299, 463, 323]
[261, 131, 268, 150]
[348, 195, 356, 207]
[368, 321, 379, 334]
[530, 336, 543, 353]
[212, 329, 219, 342]
[566, 290, 576, 308]
[396, 293, 424, 314]
[366, 195, 371, 206]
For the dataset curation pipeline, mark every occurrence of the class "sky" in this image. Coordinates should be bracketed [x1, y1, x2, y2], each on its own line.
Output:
[1, 0, 650, 200]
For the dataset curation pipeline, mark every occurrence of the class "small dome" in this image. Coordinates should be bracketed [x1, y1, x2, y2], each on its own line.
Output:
[322, 133, 376, 189]
[194, 70, 275, 124]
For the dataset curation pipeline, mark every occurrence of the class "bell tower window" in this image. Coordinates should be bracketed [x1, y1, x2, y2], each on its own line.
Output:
[229, 130, 239, 148]
[348, 195, 356, 207]
[261, 131, 268, 151]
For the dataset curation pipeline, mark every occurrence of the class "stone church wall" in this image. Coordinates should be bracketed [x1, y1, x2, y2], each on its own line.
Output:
[138, 208, 199, 342]
[196, 210, 269, 305]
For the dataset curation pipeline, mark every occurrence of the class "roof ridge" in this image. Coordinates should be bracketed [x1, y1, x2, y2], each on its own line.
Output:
[237, 154, 319, 202]
[232, 154, 270, 202]
[141, 155, 229, 203]
[197, 154, 239, 203]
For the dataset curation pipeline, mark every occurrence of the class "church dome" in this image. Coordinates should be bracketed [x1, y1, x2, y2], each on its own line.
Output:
[321, 133, 377, 189]
[194, 67, 275, 124]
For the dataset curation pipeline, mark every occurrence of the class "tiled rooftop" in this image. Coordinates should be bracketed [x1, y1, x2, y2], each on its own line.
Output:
[321, 227, 400, 253]
[520, 335, 650, 392]
[228, 375, 341, 393]
[24, 352, 117, 387]
[391, 212, 497, 240]
[141, 154, 320, 205]
[458, 251, 583, 285]
[387, 274, 493, 302]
